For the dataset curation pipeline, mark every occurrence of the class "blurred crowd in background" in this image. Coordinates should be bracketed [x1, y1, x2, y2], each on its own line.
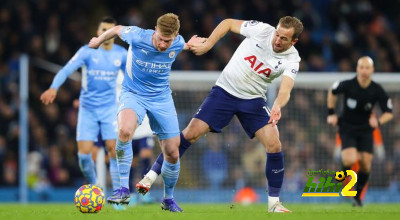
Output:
[1, 0, 400, 193]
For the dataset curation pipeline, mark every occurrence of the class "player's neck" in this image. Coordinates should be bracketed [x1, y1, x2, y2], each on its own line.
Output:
[357, 76, 371, 88]
[101, 43, 113, 51]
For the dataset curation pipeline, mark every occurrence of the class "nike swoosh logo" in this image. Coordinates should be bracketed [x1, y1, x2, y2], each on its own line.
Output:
[256, 44, 263, 49]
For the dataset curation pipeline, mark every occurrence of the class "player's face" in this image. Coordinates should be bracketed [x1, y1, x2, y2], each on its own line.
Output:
[357, 58, 374, 80]
[153, 28, 176, 52]
[272, 25, 297, 53]
[97, 22, 116, 46]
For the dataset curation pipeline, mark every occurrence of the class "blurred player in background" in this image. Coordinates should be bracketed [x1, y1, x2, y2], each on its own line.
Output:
[88, 13, 203, 212]
[138, 16, 304, 213]
[327, 56, 393, 206]
[40, 17, 126, 198]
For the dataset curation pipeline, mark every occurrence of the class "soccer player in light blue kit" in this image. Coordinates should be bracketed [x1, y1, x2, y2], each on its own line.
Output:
[88, 13, 202, 212]
[40, 17, 126, 197]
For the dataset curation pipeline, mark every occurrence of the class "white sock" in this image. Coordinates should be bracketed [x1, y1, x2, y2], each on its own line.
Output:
[145, 170, 158, 184]
[268, 196, 280, 208]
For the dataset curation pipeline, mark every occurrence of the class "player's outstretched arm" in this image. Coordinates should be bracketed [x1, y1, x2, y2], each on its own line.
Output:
[327, 89, 338, 126]
[190, 19, 244, 55]
[184, 35, 207, 50]
[89, 25, 123, 49]
[268, 76, 294, 126]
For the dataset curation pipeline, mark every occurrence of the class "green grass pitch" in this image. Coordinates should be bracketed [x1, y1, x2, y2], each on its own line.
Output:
[0, 203, 399, 220]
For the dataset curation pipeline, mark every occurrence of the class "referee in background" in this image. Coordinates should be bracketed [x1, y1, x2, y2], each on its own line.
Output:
[327, 56, 393, 206]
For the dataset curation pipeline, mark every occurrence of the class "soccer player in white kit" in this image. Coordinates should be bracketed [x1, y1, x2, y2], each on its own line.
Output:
[137, 16, 303, 213]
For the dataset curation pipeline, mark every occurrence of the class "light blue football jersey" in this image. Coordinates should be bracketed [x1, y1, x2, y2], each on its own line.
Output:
[120, 26, 185, 98]
[50, 44, 127, 108]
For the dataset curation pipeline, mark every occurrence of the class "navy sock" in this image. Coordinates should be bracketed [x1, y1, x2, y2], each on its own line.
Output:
[129, 166, 135, 192]
[151, 132, 191, 175]
[266, 151, 285, 197]
[141, 158, 151, 177]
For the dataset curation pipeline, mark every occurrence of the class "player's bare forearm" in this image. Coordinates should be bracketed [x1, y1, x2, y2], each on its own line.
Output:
[379, 112, 393, 125]
[205, 19, 243, 50]
[327, 89, 337, 109]
[273, 76, 294, 108]
[89, 25, 122, 48]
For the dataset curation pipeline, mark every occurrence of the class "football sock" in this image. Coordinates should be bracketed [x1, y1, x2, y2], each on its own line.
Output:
[129, 166, 135, 191]
[151, 132, 191, 175]
[161, 159, 180, 199]
[78, 152, 96, 184]
[266, 151, 284, 197]
[355, 171, 369, 199]
[109, 157, 120, 191]
[141, 158, 151, 177]
[116, 139, 133, 190]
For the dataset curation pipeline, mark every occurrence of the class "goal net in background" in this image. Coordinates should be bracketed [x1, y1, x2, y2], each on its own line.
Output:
[146, 72, 400, 203]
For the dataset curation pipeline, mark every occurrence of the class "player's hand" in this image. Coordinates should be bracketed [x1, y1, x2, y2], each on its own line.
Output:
[327, 115, 338, 126]
[88, 37, 102, 49]
[40, 88, 57, 105]
[189, 38, 212, 56]
[187, 35, 207, 48]
[268, 105, 281, 127]
[369, 113, 379, 128]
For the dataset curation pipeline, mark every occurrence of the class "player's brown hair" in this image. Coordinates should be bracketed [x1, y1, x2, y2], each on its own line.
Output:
[278, 16, 304, 40]
[157, 13, 180, 36]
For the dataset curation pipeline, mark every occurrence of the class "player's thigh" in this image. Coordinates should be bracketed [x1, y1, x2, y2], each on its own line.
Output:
[182, 118, 211, 143]
[147, 95, 180, 140]
[255, 124, 281, 153]
[118, 92, 146, 138]
[193, 86, 236, 134]
[236, 98, 270, 138]
[77, 106, 99, 142]
[98, 105, 118, 141]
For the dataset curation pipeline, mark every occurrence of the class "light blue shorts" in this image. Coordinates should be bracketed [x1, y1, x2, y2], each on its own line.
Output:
[118, 90, 179, 140]
[76, 104, 118, 141]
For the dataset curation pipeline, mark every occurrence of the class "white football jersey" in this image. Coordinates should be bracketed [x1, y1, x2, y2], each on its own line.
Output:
[216, 20, 301, 100]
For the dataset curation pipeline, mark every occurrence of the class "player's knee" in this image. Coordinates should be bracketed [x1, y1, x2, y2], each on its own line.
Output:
[266, 139, 282, 153]
[118, 127, 132, 142]
[164, 149, 179, 163]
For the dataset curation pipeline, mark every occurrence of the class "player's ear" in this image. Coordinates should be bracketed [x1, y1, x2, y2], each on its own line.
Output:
[291, 38, 298, 45]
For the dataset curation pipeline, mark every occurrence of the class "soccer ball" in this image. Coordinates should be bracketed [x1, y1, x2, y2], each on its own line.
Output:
[335, 171, 346, 182]
[74, 184, 105, 213]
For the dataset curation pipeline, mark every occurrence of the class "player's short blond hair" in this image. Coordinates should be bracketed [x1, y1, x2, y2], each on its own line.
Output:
[157, 13, 180, 36]
[278, 16, 304, 40]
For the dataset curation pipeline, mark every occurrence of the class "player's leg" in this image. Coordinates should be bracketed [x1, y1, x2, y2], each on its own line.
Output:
[235, 98, 289, 212]
[100, 104, 120, 192]
[77, 141, 97, 184]
[107, 92, 146, 204]
[138, 87, 234, 194]
[76, 106, 98, 185]
[159, 135, 182, 212]
[255, 125, 290, 213]
[138, 138, 155, 203]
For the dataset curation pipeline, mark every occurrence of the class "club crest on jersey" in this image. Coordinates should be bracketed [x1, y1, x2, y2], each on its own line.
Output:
[114, 59, 122, 67]
[169, 51, 176, 58]
[244, 55, 272, 77]
[244, 20, 259, 27]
